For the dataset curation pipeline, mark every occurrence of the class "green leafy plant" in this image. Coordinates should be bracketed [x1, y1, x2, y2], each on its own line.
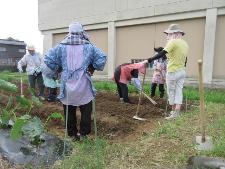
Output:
[0, 109, 11, 128]
[44, 112, 64, 129]
[22, 117, 45, 145]
[10, 115, 31, 140]
[0, 79, 18, 93]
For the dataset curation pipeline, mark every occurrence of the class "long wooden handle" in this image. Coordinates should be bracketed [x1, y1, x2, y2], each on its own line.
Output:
[20, 75, 23, 97]
[142, 92, 157, 105]
[198, 60, 206, 142]
[136, 66, 147, 116]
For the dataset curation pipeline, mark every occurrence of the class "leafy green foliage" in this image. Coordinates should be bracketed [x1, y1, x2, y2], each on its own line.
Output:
[0, 79, 18, 93]
[5, 95, 13, 110]
[16, 96, 32, 108]
[22, 117, 45, 145]
[31, 95, 42, 107]
[0, 109, 11, 128]
[47, 112, 64, 121]
[44, 112, 64, 127]
[10, 118, 29, 140]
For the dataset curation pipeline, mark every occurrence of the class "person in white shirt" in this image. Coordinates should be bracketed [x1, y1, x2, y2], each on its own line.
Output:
[17, 45, 45, 100]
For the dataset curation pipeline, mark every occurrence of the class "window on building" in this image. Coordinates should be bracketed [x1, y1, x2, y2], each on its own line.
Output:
[0, 47, 6, 52]
[18, 49, 25, 53]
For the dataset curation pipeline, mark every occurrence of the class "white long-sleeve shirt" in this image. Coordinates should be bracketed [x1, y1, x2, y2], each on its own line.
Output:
[17, 52, 42, 75]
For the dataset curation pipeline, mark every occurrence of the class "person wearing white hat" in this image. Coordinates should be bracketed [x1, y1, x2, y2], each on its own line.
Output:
[42, 21, 107, 140]
[147, 24, 189, 120]
[17, 45, 45, 100]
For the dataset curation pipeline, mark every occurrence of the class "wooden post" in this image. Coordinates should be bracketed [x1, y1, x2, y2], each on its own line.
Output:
[198, 60, 206, 142]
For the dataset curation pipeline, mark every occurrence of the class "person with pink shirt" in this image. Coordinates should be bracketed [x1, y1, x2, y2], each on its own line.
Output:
[113, 61, 147, 104]
[150, 47, 167, 98]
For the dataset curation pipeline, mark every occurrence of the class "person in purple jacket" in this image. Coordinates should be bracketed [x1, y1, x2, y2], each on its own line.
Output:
[42, 22, 107, 140]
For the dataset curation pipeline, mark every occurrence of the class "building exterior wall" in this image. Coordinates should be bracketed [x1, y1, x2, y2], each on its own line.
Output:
[52, 29, 108, 75]
[213, 15, 225, 79]
[39, 0, 225, 85]
[0, 43, 26, 71]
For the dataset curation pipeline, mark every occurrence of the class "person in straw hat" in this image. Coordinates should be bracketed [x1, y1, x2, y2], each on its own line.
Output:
[17, 45, 45, 100]
[147, 24, 189, 120]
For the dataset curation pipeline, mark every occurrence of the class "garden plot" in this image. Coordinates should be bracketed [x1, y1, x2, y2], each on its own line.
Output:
[0, 81, 169, 142]
[0, 79, 193, 168]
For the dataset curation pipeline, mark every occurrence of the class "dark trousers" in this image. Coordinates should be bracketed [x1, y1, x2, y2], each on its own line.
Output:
[115, 81, 129, 103]
[28, 73, 45, 96]
[151, 83, 165, 98]
[114, 67, 130, 103]
[48, 87, 57, 101]
[63, 101, 92, 137]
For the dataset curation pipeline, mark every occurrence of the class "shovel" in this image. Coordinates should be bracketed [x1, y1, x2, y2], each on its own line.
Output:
[133, 66, 147, 121]
[195, 60, 213, 151]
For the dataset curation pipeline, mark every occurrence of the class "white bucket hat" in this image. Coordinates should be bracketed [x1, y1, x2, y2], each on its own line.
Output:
[69, 22, 84, 33]
[26, 45, 35, 51]
[164, 24, 185, 35]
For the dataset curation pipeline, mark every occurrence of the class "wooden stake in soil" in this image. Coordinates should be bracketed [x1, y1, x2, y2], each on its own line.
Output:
[195, 60, 213, 151]
[20, 74, 24, 97]
[198, 60, 206, 142]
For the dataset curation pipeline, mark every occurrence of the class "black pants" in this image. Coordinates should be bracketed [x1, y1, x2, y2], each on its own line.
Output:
[151, 83, 165, 98]
[28, 73, 45, 96]
[63, 101, 92, 137]
[48, 87, 57, 101]
[115, 81, 129, 103]
[114, 65, 130, 103]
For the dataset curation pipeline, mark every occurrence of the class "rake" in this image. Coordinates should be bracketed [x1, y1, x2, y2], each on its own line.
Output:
[133, 66, 147, 121]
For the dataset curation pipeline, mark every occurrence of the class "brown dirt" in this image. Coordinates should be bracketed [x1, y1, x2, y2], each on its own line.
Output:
[0, 82, 169, 142]
[0, 82, 194, 168]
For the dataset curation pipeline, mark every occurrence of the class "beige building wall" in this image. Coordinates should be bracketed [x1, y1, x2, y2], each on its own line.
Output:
[213, 15, 225, 79]
[39, 0, 225, 86]
[52, 29, 108, 75]
[116, 18, 205, 78]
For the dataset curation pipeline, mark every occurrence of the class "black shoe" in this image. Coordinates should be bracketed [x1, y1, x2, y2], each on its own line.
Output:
[47, 98, 56, 102]
[160, 94, 164, 98]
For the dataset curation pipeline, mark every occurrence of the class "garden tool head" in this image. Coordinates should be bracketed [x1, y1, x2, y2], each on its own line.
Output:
[133, 115, 146, 121]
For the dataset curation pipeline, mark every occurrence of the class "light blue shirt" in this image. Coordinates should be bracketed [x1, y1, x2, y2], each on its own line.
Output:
[42, 43, 107, 105]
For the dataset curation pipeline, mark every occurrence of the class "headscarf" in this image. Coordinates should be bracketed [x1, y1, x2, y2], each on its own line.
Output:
[61, 22, 90, 45]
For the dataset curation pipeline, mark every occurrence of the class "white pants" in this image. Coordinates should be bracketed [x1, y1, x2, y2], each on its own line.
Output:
[166, 69, 186, 105]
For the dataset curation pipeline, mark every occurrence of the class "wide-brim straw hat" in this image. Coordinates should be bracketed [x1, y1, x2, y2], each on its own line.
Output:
[164, 24, 185, 35]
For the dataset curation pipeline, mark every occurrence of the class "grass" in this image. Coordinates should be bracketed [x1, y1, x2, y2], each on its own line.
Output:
[58, 138, 107, 169]
[1, 71, 225, 168]
[0, 71, 224, 104]
[94, 81, 225, 104]
[0, 70, 27, 83]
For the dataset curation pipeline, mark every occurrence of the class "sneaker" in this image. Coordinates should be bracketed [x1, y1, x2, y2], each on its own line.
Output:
[39, 96, 45, 101]
[165, 111, 180, 120]
[119, 98, 124, 103]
